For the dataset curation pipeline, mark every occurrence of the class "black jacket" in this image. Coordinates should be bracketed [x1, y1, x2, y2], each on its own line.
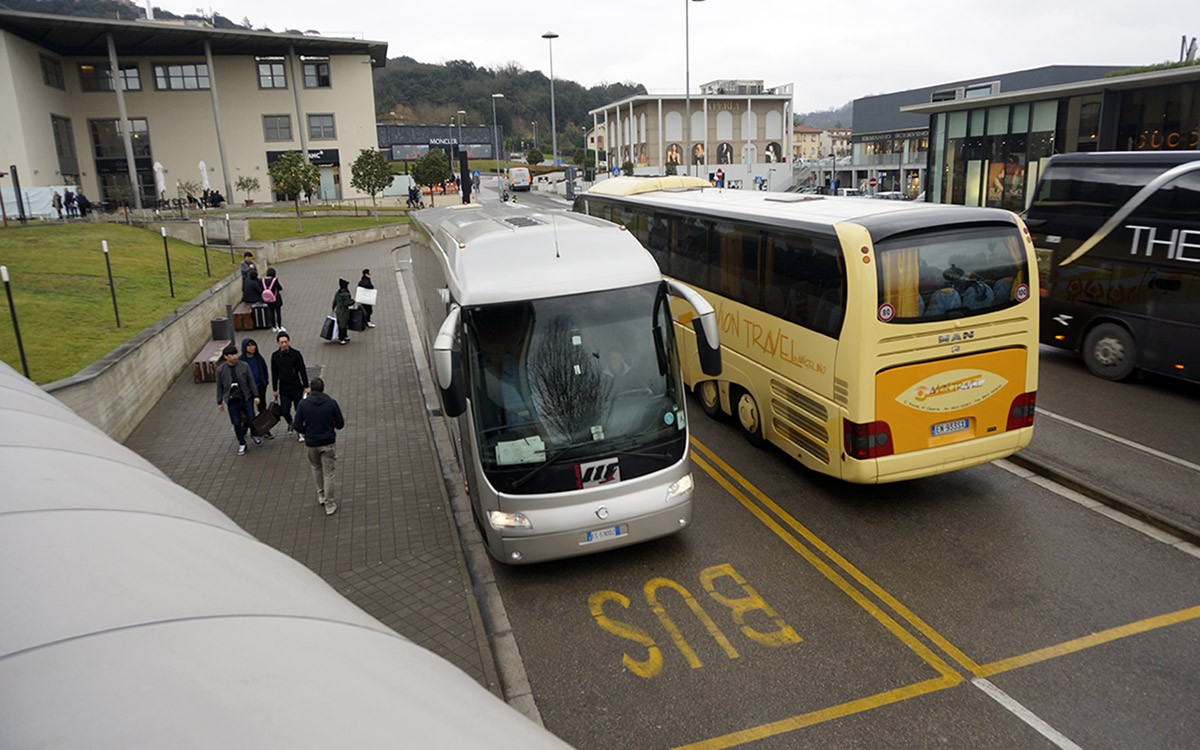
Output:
[271, 347, 309, 394]
[292, 391, 344, 447]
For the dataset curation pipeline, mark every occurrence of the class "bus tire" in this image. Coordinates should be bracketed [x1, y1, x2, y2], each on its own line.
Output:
[734, 388, 767, 447]
[697, 380, 725, 420]
[1082, 323, 1138, 381]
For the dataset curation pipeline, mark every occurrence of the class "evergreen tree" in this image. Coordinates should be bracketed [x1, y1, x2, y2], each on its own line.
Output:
[349, 148, 395, 221]
[267, 151, 320, 232]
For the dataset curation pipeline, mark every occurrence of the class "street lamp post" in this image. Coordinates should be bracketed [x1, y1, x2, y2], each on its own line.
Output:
[542, 31, 559, 167]
[532, 121, 538, 152]
[685, 0, 705, 177]
[491, 93, 504, 195]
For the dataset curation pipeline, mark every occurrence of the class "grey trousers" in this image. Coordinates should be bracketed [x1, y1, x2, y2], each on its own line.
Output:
[307, 444, 337, 504]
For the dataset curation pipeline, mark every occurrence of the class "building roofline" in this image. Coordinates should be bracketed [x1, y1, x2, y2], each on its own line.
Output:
[587, 88, 794, 116]
[901, 65, 1200, 115]
[0, 8, 388, 67]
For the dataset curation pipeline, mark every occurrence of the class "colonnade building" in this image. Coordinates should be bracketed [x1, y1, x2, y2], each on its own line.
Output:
[589, 80, 794, 190]
[0, 9, 385, 210]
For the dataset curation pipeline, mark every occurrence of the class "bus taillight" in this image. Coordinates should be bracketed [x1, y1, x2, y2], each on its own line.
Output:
[1007, 391, 1037, 430]
[844, 419, 894, 460]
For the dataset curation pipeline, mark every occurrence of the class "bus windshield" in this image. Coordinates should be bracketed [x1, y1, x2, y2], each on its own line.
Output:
[464, 282, 686, 473]
[875, 225, 1028, 322]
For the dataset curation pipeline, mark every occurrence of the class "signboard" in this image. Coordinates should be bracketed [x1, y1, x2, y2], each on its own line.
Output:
[869, 178, 878, 187]
[266, 149, 340, 166]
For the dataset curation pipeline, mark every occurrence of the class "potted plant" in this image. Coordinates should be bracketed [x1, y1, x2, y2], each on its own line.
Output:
[236, 175, 261, 207]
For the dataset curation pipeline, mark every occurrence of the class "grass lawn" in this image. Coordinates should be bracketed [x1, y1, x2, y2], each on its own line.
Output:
[249, 215, 408, 241]
[0, 222, 236, 384]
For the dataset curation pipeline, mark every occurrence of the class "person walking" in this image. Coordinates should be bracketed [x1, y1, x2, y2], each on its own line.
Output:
[63, 189, 76, 218]
[357, 269, 376, 329]
[239, 337, 273, 440]
[52, 191, 63, 219]
[270, 330, 310, 443]
[215, 344, 260, 455]
[291, 377, 344, 515]
[261, 267, 283, 332]
[239, 251, 257, 280]
[331, 278, 353, 345]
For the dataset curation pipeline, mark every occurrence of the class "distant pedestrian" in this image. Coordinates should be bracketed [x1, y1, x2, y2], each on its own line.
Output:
[75, 191, 91, 217]
[215, 344, 260, 455]
[239, 251, 257, 280]
[292, 377, 344, 515]
[242, 268, 263, 304]
[239, 337, 273, 439]
[261, 267, 283, 331]
[331, 278, 353, 345]
[52, 191, 63, 219]
[270, 331, 310, 442]
[64, 189, 76, 218]
[357, 269, 376, 329]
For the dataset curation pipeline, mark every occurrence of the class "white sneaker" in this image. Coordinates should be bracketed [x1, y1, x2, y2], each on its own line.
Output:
[298, 434, 305, 443]
[324, 501, 338, 515]
[366, 322, 376, 328]
[237, 444, 247, 455]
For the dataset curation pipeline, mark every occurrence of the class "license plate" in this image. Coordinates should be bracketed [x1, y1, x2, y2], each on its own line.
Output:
[584, 525, 625, 544]
[931, 418, 970, 436]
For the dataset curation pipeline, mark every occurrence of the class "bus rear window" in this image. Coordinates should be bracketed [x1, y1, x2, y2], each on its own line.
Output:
[875, 226, 1028, 323]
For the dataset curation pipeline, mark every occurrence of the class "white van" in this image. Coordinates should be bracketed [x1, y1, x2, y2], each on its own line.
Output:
[836, 187, 863, 197]
[507, 167, 532, 192]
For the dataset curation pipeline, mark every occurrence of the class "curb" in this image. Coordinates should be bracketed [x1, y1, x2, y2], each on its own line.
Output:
[392, 244, 545, 727]
[1008, 453, 1200, 547]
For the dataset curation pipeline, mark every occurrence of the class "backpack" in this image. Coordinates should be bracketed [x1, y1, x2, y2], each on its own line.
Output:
[261, 277, 277, 303]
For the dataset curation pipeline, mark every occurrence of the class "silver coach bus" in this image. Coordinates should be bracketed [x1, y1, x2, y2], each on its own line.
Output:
[410, 202, 721, 564]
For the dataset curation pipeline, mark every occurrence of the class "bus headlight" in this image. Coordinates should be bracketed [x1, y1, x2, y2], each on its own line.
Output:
[488, 510, 532, 529]
[666, 473, 694, 502]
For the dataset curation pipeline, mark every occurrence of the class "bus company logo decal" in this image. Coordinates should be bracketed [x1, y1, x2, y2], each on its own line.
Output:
[896, 369, 1008, 412]
[938, 330, 974, 344]
[577, 457, 621, 489]
[718, 303, 828, 374]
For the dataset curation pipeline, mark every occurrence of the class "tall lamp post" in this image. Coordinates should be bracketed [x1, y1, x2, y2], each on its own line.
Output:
[455, 108, 466, 183]
[541, 31, 559, 167]
[532, 121, 538, 152]
[685, 0, 705, 177]
[491, 93, 504, 193]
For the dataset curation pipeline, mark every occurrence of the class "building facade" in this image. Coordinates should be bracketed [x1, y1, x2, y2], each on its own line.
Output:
[590, 80, 793, 189]
[903, 65, 1200, 209]
[791, 124, 821, 160]
[847, 66, 1121, 200]
[0, 9, 385, 209]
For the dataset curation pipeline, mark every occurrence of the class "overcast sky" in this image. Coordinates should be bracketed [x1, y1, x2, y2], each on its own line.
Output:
[161, 0, 1194, 112]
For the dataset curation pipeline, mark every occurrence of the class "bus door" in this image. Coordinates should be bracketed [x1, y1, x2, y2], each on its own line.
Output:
[1140, 268, 1200, 377]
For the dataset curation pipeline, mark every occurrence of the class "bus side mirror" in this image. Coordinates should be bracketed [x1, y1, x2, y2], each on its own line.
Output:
[433, 306, 466, 417]
[666, 279, 722, 377]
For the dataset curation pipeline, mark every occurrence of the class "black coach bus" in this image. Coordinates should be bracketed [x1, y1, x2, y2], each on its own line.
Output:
[1026, 151, 1200, 383]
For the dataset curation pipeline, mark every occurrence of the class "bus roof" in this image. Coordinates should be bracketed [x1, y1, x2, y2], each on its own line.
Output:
[413, 202, 663, 306]
[1045, 151, 1200, 168]
[582, 178, 1018, 242]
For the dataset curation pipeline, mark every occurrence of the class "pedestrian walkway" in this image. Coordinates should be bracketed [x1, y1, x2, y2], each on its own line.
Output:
[124, 237, 500, 692]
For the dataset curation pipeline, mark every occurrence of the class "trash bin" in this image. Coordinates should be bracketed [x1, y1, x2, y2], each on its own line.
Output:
[211, 317, 229, 341]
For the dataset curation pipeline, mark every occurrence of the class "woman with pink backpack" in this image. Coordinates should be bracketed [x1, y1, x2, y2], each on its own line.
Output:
[261, 267, 284, 332]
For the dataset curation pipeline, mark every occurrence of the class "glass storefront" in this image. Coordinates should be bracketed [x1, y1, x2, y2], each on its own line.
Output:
[927, 76, 1200, 207]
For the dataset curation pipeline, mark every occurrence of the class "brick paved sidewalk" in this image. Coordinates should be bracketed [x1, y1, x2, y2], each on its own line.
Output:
[124, 236, 500, 692]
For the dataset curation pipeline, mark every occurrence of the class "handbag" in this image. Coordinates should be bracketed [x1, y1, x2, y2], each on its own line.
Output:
[349, 306, 367, 332]
[319, 315, 338, 341]
[251, 400, 281, 437]
[355, 286, 377, 306]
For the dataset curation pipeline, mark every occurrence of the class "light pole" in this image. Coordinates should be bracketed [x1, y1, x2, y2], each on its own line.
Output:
[491, 93, 504, 192]
[542, 31, 559, 167]
[455, 108, 466, 184]
[685, 0, 705, 177]
[532, 121, 538, 152]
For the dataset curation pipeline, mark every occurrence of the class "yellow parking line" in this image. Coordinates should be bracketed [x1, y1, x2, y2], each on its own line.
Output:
[691, 437, 983, 676]
[691, 452, 961, 682]
[672, 675, 959, 750]
[977, 604, 1200, 677]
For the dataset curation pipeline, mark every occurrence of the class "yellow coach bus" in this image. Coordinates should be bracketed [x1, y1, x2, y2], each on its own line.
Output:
[575, 177, 1039, 483]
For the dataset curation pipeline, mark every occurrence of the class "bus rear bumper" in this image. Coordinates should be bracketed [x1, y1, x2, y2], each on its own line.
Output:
[842, 427, 1034, 484]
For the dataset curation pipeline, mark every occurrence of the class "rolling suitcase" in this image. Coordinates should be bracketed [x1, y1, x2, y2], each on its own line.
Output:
[252, 302, 271, 329]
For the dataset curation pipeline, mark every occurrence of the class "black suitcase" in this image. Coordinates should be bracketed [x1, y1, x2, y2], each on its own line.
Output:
[252, 302, 271, 329]
[349, 306, 366, 332]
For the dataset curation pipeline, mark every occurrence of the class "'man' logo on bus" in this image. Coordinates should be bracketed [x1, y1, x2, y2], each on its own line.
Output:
[577, 458, 621, 489]
[938, 331, 975, 344]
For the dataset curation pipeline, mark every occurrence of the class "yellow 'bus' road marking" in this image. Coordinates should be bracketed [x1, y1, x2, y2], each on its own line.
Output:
[692, 437, 984, 676]
[672, 675, 959, 750]
[977, 604, 1200, 677]
[690, 453, 961, 682]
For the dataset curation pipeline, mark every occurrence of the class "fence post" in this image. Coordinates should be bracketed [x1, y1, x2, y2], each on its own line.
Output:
[161, 227, 175, 298]
[102, 240, 120, 328]
[1, 265, 30, 378]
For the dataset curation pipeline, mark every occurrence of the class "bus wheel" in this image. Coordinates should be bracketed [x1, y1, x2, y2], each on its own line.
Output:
[1083, 323, 1137, 381]
[734, 388, 767, 446]
[697, 381, 725, 420]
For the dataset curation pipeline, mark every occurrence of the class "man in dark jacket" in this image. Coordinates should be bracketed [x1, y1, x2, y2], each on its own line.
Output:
[215, 344, 260, 455]
[292, 377, 344, 515]
[270, 331, 309, 441]
[357, 269, 376, 328]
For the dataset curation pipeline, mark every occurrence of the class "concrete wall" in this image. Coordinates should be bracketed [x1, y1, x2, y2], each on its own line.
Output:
[43, 223, 408, 442]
